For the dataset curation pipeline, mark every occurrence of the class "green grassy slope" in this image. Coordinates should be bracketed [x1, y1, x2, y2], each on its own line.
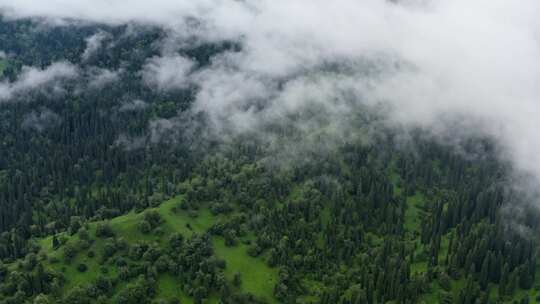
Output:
[35, 195, 278, 303]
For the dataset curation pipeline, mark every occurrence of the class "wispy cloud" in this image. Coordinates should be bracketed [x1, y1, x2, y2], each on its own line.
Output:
[142, 55, 195, 91]
[81, 30, 110, 61]
[119, 99, 148, 112]
[0, 61, 79, 101]
[21, 107, 62, 132]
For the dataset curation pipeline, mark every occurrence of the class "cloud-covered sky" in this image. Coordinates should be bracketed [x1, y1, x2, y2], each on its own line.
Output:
[1, 0, 540, 188]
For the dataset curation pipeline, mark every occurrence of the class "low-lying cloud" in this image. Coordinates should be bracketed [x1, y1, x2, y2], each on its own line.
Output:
[119, 99, 148, 112]
[86, 67, 121, 89]
[142, 55, 195, 91]
[0, 61, 79, 101]
[21, 107, 62, 132]
[82, 30, 110, 61]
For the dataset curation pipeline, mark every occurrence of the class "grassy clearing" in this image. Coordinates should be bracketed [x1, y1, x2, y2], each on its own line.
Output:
[158, 196, 215, 235]
[215, 237, 278, 303]
[404, 192, 424, 233]
[34, 195, 278, 303]
[39, 228, 119, 292]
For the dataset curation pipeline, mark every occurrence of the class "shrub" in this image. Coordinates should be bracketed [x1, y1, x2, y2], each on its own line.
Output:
[102, 242, 117, 259]
[77, 263, 88, 273]
[49, 256, 60, 264]
[247, 245, 261, 257]
[78, 228, 90, 240]
[138, 220, 152, 234]
[63, 244, 77, 262]
[95, 222, 115, 238]
[143, 210, 162, 228]
[233, 272, 242, 287]
[77, 239, 91, 250]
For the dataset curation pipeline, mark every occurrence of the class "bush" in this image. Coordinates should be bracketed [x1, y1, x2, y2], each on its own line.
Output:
[59, 235, 69, 245]
[210, 202, 233, 215]
[168, 298, 180, 304]
[102, 242, 117, 259]
[115, 257, 128, 267]
[233, 272, 242, 287]
[247, 245, 261, 257]
[95, 222, 115, 238]
[154, 227, 164, 236]
[78, 228, 90, 240]
[49, 256, 60, 264]
[63, 244, 77, 262]
[143, 210, 162, 228]
[168, 233, 184, 249]
[94, 275, 113, 295]
[138, 220, 152, 234]
[115, 238, 129, 250]
[224, 229, 238, 247]
[77, 263, 88, 273]
[155, 255, 171, 272]
[63, 286, 91, 304]
[77, 239, 91, 250]
[214, 258, 226, 269]
[69, 216, 83, 235]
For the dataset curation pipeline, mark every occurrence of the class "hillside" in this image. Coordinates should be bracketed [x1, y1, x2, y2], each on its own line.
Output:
[4, 146, 540, 303]
[0, 5, 539, 304]
[31, 195, 277, 303]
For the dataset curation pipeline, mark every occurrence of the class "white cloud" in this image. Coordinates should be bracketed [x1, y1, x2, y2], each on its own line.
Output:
[21, 108, 61, 132]
[0, 61, 79, 101]
[119, 99, 148, 112]
[81, 30, 110, 61]
[86, 67, 120, 89]
[142, 55, 195, 91]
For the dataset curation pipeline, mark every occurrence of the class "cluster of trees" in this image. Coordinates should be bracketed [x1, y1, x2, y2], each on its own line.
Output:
[2, 120, 539, 303]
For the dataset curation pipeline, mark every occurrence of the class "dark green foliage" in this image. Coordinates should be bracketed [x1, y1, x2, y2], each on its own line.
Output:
[77, 263, 88, 273]
[96, 223, 115, 239]
[63, 244, 77, 262]
[233, 272, 242, 287]
[137, 220, 152, 234]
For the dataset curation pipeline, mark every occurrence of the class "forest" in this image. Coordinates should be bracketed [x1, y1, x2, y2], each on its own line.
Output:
[0, 9, 539, 304]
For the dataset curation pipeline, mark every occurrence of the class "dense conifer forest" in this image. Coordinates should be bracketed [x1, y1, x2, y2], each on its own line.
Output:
[0, 11, 539, 304]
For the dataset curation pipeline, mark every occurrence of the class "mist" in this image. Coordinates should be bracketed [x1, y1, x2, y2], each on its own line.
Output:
[81, 30, 110, 61]
[1, 0, 540, 197]
[0, 61, 79, 101]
